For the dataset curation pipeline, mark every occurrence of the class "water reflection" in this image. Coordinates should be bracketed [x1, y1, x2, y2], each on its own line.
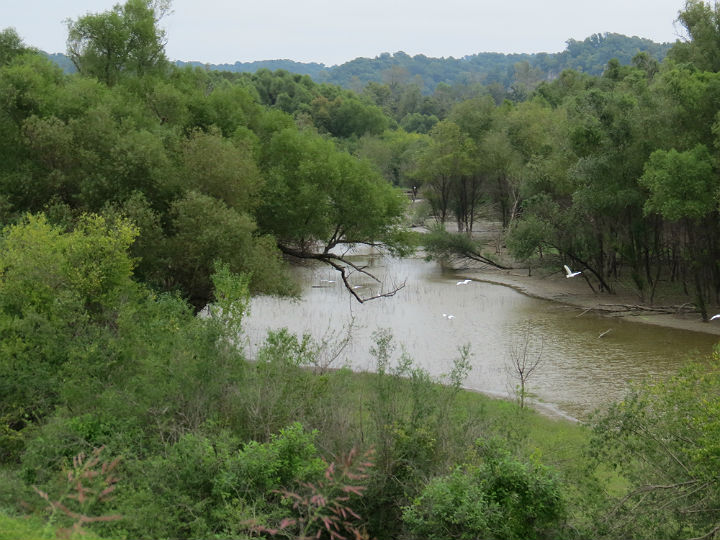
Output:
[242, 254, 718, 420]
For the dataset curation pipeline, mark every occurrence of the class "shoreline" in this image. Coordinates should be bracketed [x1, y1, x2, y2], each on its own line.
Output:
[455, 263, 720, 422]
[411, 213, 720, 338]
[457, 265, 720, 338]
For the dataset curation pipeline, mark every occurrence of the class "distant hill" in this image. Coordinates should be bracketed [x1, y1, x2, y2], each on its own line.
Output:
[46, 32, 673, 93]
[43, 52, 77, 73]
[174, 58, 328, 79]
[316, 34, 673, 92]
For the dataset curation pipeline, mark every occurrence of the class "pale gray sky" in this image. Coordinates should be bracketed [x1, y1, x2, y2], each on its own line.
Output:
[6, 0, 687, 66]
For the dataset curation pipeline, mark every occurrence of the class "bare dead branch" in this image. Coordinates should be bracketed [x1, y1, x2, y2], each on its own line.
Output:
[597, 303, 699, 315]
[279, 244, 405, 303]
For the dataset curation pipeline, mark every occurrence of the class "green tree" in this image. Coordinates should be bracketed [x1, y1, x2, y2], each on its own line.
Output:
[448, 95, 497, 142]
[640, 145, 716, 221]
[669, 0, 720, 72]
[418, 120, 480, 231]
[180, 128, 262, 211]
[0, 53, 63, 128]
[354, 129, 427, 187]
[322, 95, 388, 138]
[257, 127, 409, 301]
[165, 191, 293, 310]
[640, 144, 719, 318]
[66, 0, 170, 86]
[0, 28, 34, 67]
[479, 130, 524, 228]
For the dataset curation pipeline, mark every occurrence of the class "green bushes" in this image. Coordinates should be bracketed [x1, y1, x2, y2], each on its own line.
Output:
[0, 214, 140, 459]
[0, 209, 599, 540]
[589, 351, 720, 540]
[107, 423, 327, 539]
[403, 441, 566, 540]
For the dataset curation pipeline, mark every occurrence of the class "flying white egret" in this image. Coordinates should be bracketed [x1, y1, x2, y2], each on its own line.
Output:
[447, 314, 455, 320]
[563, 264, 582, 278]
[456, 279, 472, 285]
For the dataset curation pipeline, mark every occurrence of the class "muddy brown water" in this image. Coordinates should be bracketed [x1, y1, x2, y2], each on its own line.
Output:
[241, 253, 718, 421]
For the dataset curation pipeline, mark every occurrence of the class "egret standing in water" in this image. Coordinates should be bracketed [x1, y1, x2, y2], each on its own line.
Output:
[563, 265, 582, 278]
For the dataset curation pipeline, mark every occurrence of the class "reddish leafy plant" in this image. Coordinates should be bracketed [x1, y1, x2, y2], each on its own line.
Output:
[251, 447, 375, 540]
[33, 446, 122, 539]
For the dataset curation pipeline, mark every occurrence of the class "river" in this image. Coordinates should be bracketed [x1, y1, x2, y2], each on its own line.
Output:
[241, 252, 718, 421]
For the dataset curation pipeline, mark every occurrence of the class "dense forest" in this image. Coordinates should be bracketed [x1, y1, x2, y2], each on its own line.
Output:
[2, 0, 720, 539]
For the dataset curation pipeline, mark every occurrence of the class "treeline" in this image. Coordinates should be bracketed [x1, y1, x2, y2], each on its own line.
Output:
[2, 0, 720, 539]
[210, 6, 720, 320]
[49, 32, 672, 95]
[406, 6, 720, 319]
[320, 33, 672, 94]
[0, 7, 412, 309]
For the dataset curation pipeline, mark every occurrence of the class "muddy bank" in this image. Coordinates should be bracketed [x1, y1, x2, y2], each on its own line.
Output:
[412, 214, 720, 338]
[457, 265, 720, 338]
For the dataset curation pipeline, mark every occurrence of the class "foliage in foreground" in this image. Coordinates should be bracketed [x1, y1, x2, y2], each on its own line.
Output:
[0, 212, 570, 539]
[3, 208, 720, 539]
[590, 351, 720, 540]
[403, 440, 566, 540]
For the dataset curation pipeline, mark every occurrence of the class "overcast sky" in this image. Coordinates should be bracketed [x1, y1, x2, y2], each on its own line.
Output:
[6, 0, 687, 66]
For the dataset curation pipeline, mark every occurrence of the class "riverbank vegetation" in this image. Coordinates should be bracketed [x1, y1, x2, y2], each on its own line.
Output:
[2, 0, 720, 538]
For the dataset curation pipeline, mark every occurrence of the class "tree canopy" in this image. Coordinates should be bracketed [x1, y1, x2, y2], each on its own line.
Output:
[66, 0, 170, 85]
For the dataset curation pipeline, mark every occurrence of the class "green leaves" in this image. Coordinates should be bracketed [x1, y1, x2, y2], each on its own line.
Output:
[165, 191, 293, 310]
[640, 144, 717, 221]
[402, 449, 565, 540]
[66, 0, 169, 86]
[590, 352, 720, 539]
[180, 128, 262, 211]
[0, 213, 137, 321]
[669, 0, 720, 72]
[0, 214, 139, 448]
[257, 127, 406, 249]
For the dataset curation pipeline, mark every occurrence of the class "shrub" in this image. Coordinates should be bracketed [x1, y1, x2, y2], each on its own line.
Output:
[403, 442, 566, 540]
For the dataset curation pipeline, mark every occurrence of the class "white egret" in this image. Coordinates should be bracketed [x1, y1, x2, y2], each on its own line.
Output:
[563, 264, 582, 278]
[456, 279, 472, 285]
[710, 314, 720, 321]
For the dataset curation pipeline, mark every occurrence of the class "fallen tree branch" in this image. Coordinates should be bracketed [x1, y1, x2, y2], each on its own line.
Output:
[597, 303, 698, 315]
[279, 244, 405, 303]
